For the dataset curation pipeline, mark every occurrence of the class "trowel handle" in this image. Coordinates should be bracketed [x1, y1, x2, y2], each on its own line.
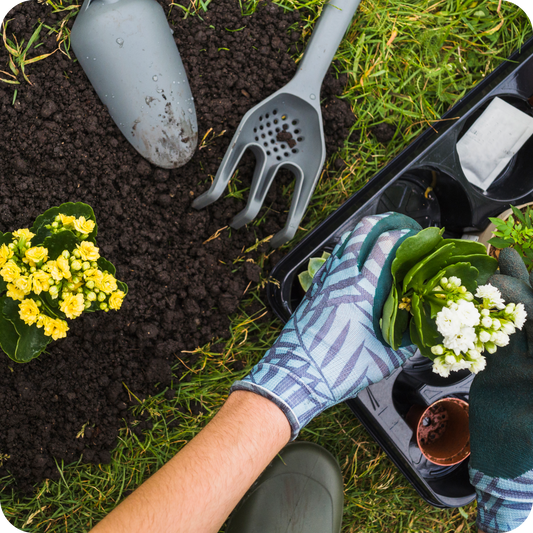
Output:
[292, 0, 361, 95]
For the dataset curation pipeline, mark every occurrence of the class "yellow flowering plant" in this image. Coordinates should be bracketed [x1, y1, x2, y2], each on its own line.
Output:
[0, 202, 128, 363]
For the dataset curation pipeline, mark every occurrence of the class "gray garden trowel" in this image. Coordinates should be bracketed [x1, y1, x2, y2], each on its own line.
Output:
[192, 0, 361, 247]
[71, 0, 197, 169]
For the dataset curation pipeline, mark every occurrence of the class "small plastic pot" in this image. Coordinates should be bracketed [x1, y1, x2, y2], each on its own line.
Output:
[406, 398, 470, 466]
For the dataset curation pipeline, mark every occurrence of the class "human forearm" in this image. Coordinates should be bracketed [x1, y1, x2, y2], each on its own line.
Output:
[90, 390, 291, 533]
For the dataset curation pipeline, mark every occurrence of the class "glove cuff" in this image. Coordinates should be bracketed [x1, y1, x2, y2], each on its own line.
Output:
[470, 467, 533, 532]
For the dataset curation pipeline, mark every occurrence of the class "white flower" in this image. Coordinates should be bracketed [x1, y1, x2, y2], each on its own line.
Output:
[431, 344, 444, 356]
[505, 303, 516, 314]
[492, 318, 501, 331]
[436, 307, 461, 338]
[478, 330, 491, 343]
[445, 354, 457, 365]
[467, 349, 483, 360]
[481, 317, 492, 328]
[475, 284, 506, 310]
[456, 300, 480, 327]
[481, 308, 490, 317]
[465, 292, 474, 301]
[512, 303, 527, 330]
[451, 358, 472, 371]
[501, 321, 516, 335]
[469, 355, 487, 374]
[449, 276, 461, 287]
[485, 341, 497, 354]
[491, 331, 510, 347]
[443, 326, 477, 355]
[432, 356, 451, 378]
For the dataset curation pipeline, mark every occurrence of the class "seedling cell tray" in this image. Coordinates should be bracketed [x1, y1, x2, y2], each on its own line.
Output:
[267, 37, 533, 508]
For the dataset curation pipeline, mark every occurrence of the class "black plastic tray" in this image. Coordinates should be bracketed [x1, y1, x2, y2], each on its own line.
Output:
[267, 36, 533, 508]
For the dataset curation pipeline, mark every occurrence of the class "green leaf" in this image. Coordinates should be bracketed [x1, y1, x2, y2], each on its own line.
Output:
[117, 280, 129, 296]
[380, 286, 396, 347]
[438, 238, 487, 256]
[511, 205, 525, 225]
[31, 202, 98, 245]
[1, 297, 51, 363]
[308, 258, 326, 277]
[403, 243, 454, 293]
[409, 320, 435, 359]
[449, 254, 498, 285]
[391, 227, 444, 282]
[487, 236, 512, 249]
[97, 257, 116, 276]
[298, 271, 313, 293]
[424, 293, 447, 318]
[42, 231, 81, 260]
[320, 252, 331, 261]
[0, 297, 18, 357]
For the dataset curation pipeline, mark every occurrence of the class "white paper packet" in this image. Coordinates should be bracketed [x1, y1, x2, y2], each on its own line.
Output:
[456, 97, 533, 191]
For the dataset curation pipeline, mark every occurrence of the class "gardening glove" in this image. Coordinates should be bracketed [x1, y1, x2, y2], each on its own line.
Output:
[231, 212, 422, 439]
[469, 247, 533, 533]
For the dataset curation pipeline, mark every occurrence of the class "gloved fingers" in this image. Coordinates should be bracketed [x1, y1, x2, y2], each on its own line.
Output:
[336, 212, 421, 270]
[488, 274, 533, 317]
[358, 228, 418, 345]
[498, 247, 531, 286]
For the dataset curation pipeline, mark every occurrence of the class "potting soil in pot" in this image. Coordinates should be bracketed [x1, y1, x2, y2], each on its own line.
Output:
[0, 0, 355, 491]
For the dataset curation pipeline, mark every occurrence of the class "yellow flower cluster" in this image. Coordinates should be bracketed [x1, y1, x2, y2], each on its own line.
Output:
[46, 213, 96, 237]
[1, 216, 125, 343]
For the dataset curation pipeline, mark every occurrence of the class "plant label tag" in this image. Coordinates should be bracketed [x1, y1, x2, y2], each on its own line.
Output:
[456, 97, 533, 191]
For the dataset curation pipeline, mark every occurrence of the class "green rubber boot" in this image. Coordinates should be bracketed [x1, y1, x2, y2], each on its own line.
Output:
[226, 442, 344, 533]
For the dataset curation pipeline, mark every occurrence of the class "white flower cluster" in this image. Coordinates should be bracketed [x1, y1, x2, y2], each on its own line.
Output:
[430, 277, 526, 378]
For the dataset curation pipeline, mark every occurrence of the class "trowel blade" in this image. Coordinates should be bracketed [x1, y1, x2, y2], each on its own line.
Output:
[71, 0, 198, 169]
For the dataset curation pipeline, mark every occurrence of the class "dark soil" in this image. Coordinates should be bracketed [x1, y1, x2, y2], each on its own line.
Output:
[0, 0, 355, 491]
[418, 404, 449, 446]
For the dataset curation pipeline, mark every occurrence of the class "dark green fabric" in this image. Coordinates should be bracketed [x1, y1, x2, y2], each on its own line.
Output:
[469, 248, 533, 479]
[355, 213, 422, 269]
[497, 247, 530, 284]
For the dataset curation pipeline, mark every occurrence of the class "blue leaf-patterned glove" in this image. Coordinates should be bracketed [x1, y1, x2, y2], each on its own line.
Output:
[469, 247, 533, 533]
[231, 212, 422, 439]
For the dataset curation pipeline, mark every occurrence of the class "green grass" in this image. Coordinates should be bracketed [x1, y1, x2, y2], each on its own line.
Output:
[1, 0, 532, 531]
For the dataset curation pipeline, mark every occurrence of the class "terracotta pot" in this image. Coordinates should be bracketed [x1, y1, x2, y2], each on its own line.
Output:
[406, 398, 470, 466]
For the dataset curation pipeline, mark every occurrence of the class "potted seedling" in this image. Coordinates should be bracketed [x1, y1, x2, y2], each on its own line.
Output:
[476, 204, 533, 270]
[0, 202, 127, 363]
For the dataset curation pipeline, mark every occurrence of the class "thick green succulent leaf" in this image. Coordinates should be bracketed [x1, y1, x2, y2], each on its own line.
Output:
[0, 297, 18, 357]
[321, 252, 331, 261]
[380, 285, 397, 348]
[298, 271, 313, 293]
[448, 254, 498, 285]
[424, 262, 479, 295]
[31, 202, 98, 244]
[391, 226, 443, 282]
[97, 257, 116, 276]
[308, 258, 326, 277]
[409, 319, 435, 359]
[1, 297, 50, 363]
[410, 294, 440, 347]
[42, 231, 81, 260]
[403, 243, 454, 293]
[117, 280, 128, 296]
[0, 231, 12, 246]
[438, 238, 487, 256]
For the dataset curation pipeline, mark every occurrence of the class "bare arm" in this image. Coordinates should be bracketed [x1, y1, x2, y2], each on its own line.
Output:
[90, 390, 291, 533]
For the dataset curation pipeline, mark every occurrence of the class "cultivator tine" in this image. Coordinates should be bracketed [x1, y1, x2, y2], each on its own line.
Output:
[192, 137, 250, 210]
[270, 164, 316, 248]
[231, 160, 280, 229]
